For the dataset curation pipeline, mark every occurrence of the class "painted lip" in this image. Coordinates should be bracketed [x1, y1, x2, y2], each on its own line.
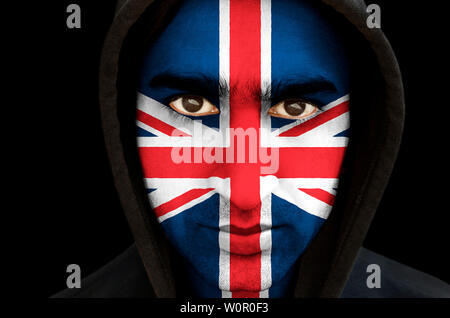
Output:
[219, 228, 272, 255]
[219, 223, 272, 235]
[198, 223, 273, 255]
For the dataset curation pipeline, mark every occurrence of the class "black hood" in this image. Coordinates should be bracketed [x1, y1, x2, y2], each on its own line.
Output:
[98, 0, 404, 297]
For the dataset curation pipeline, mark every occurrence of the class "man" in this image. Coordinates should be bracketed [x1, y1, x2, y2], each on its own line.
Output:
[55, 0, 450, 298]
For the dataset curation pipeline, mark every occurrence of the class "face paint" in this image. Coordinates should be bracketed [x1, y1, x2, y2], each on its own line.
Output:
[137, 0, 350, 298]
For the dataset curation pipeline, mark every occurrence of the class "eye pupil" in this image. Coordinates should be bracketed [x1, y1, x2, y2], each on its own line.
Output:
[284, 99, 306, 116]
[182, 95, 203, 112]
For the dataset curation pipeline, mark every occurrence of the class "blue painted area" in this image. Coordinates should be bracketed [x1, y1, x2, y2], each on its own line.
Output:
[269, 194, 325, 297]
[334, 128, 350, 137]
[271, 116, 298, 130]
[271, 0, 350, 128]
[138, 0, 220, 129]
[137, 126, 157, 137]
[160, 193, 221, 298]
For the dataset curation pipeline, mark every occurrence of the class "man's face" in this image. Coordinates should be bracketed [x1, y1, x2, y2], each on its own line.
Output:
[137, 0, 350, 297]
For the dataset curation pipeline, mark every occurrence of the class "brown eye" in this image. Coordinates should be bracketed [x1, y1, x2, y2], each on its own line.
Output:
[169, 95, 219, 116]
[268, 98, 318, 120]
[284, 99, 306, 116]
[182, 95, 203, 112]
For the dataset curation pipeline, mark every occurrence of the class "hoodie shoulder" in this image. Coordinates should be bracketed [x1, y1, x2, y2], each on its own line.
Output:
[52, 244, 450, 298]
[341, 247, 450, 298]
[51, 244, 155, 298]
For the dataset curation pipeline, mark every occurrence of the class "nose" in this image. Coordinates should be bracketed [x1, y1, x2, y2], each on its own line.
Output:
[213, 92, 276, 212]
[213, 166, 278, 212]
[228, 165, 261, 211]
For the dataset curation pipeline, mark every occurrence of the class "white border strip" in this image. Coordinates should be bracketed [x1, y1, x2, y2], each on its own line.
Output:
[219, 0, 231, 298]
[259, 0, 272, 298]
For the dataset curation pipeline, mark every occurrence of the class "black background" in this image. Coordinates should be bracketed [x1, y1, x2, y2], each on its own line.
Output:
[14, 0, 449, 297]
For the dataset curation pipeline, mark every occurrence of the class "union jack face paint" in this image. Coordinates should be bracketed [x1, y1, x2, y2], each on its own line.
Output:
[137, 0, 350, 297]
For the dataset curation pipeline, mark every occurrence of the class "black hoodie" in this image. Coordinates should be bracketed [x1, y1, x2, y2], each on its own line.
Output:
[53, 0, 450, 298]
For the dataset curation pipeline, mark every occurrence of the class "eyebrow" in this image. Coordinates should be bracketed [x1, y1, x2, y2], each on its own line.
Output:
[269, 78, 336, 102]
[149, 72, 336, 101]
[149, 72, 224, 98]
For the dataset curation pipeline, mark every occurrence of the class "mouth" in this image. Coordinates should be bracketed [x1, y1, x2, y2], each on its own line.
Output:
[222, 223, 267, 236]
[219, 224, 272, 255]
[198, 222, 273, 255]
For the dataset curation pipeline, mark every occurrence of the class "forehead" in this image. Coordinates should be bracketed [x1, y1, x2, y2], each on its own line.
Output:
[139, 0, 349, 101]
